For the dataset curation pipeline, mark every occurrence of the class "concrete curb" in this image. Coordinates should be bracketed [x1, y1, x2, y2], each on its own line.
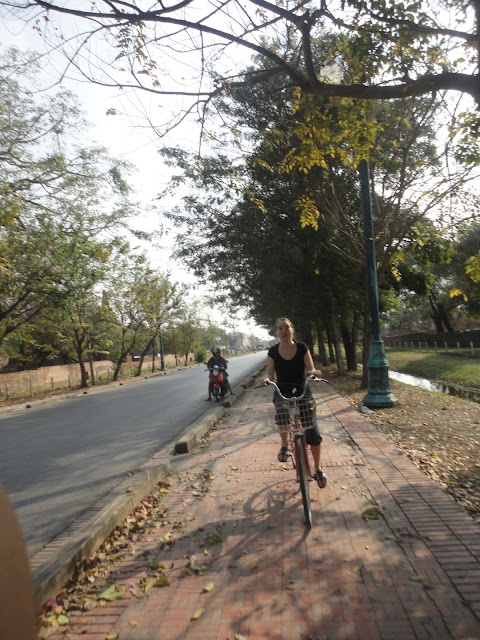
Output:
[32, 459, 170, 612]
[174, 406, 226, 454]
[174, 365, 265, 454]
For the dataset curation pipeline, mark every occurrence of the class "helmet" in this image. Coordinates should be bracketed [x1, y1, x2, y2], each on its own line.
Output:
[212, 346, 221, 355]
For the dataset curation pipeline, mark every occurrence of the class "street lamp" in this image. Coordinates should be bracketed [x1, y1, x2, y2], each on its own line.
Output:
[359, 160, 398, 408]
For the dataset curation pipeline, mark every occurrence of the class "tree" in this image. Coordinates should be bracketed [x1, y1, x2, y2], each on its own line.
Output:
[133, 276, 183, 375]
[384, 223, 480, 333]
[0, 54, 137, 359]
[448, 222, 480, 320]
[1, 1, 479, 121]
[5, 2, 479, 380]
[161, 134, 364, 372]
[101, 256, 162, 380]
[161, 52, 479, 379]
[175, 305, 201, 366]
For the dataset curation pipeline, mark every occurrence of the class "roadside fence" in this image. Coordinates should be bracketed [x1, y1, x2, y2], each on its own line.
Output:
[0, 356, 185, 404]
[385, 341, 478, 356]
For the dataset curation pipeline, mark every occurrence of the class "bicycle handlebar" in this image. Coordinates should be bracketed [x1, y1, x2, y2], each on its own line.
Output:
[255, 375, 328, 400]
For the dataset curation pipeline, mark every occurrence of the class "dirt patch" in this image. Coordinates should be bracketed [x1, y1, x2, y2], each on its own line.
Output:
[322, 364, 480, 522]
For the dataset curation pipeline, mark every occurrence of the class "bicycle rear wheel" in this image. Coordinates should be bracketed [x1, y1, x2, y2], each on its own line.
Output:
[295, 434, 312, 528]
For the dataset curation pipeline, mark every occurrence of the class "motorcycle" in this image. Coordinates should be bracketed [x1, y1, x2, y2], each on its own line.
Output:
[206, 363, 227, 402]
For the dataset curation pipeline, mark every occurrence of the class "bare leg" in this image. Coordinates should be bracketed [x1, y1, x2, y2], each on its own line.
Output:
[310, 444, 327, 487]
[310, 444, 321, 469]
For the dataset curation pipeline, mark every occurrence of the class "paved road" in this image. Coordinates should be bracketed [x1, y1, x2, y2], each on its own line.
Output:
[0, 351, 266, 555]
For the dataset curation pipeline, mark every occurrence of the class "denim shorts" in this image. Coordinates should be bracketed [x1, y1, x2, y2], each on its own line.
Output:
[273, 392, 322, 446]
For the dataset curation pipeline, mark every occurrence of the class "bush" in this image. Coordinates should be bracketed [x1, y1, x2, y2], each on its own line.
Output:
[195, 346, 207, 364]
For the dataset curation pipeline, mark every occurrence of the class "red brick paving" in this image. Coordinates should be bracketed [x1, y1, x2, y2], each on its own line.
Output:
[44, 382, 480, 639]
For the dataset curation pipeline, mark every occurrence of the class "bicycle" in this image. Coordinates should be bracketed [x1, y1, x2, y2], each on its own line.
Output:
[258, 375, 327, 528]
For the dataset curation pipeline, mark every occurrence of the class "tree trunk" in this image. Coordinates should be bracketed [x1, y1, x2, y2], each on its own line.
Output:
[137, 334, 155, 375]
[340, 322, 358, 372]
[302, 321, 314, 355]
[428, 294, 443, 332]
[329, 317, 345, 374]
[87, 334, 95, 386]
[438, 303, 454, 333]
[73, 328, 89, 388]
[325, 322, 336, 363]
[113, 329, 128, 381]
[316, 324, 328, 366]
[113, 361, 123, 381]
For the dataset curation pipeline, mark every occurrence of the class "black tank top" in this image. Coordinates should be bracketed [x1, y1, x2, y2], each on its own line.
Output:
[268, 342, 307, 397]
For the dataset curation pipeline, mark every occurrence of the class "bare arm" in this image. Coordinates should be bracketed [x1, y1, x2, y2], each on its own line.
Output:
[304, 348, 318, 376]
[265, 354, 275, 382]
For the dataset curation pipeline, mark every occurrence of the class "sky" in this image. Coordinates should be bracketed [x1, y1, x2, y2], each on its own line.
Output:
[0, 15, 272, 341]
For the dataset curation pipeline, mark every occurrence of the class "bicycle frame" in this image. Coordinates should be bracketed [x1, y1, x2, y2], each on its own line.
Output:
[288, 406, 311, 481]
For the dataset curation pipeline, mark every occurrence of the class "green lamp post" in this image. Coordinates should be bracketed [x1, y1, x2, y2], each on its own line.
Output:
[359, 160, 398, 408]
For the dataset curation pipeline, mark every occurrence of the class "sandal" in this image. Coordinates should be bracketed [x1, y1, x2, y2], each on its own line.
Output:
[313, 468, 327, 488]
[277, 446, 289, 462]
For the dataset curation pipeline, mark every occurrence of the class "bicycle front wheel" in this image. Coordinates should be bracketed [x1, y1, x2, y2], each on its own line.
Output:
[295, 434, 312, 528]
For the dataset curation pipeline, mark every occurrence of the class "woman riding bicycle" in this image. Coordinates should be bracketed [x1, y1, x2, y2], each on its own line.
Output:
[264, 317, 327, 488]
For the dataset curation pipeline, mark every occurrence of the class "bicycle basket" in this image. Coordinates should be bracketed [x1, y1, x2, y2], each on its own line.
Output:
[270, 396, 317, 435]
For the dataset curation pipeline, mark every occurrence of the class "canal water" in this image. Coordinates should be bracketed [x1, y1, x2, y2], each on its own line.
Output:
[388, 370, 480, 404]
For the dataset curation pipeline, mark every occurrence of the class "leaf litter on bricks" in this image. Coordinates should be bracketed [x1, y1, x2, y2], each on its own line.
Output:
[37, 481, 182, 636]
[325, 365, 480, 521]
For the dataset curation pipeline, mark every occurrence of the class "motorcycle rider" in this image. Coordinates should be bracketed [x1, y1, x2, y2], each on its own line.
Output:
[205, 347, 235, 400]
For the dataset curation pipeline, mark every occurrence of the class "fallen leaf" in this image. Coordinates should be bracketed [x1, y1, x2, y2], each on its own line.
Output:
[190, 608, 205, 620]
[82, 597, 97, 611]
[144, 578, 156, 593]
[154, 576, 170, 587]
[410, 574, 427, 583]
[98, 583, 126, 601]
[205, 530, 223, 545]
[361, 507, 381, 520]
[57, 615, 68, 626]
[202, 582, 214, 592]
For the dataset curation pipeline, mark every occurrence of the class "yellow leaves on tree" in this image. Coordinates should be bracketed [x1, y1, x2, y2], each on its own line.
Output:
[465, 251, 480, 283]
[296, 191, 321, 230]
[278, 94, 380, 176]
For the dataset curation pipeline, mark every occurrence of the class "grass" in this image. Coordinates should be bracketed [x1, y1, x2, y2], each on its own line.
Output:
[383, 349, 480, 389]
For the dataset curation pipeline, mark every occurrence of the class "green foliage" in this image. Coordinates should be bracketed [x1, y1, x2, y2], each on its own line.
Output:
[466, 251, 480, 283]
[195, 346, 207, 364]
[451, 223, 480, 315]
[0, 49, 187, 375]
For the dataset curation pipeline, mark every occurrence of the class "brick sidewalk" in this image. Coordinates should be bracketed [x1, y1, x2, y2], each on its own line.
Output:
[44, 383, 480, 640]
